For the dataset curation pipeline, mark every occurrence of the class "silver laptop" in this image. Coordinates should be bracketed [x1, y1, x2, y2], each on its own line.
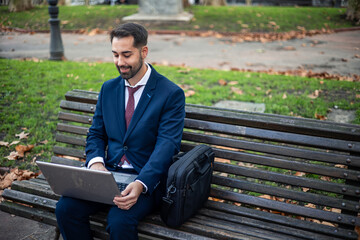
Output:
[36, 161, 138, 205]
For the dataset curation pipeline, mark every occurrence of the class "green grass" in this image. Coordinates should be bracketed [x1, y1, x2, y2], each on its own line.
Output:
[1, 59, 359, 171]
[0, 5, 355, 33]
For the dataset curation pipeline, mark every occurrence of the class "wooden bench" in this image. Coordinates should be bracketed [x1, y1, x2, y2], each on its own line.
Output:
[1, 89, 360, 240]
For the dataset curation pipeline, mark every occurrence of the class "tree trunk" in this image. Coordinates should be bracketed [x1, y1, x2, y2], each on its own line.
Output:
[8, 0, 33, 12]
[347, 0, 360, 24]
[203, 0, 227, 6]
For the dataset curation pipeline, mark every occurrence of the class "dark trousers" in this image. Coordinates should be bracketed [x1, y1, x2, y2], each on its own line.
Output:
[56, 193, 156, 240]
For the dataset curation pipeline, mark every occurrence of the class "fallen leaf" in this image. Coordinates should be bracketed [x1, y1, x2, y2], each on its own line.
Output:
[295, 172, 306, 177]
[218, 79, 227, 86]
[0, 168, 38, 190]
[15, 131, 29, 140]
[0, 141, 9, 147]
[268, 21, 277, 26]
[88, 28, 102, 36]
[5, 151, 19, 160]
[283, 46, 296, 51]
[231, 87, 243, 95]
[9, 141, 20, 146]
[185, 90, 196, 97]
[15, 144, 34, 158]
[315, 113, 327, 121]
[228, 81, 238, 86]
[40, 140, 49, 145]
[215, 157, 231, 164]
[305, 203, 316, 209]
[307, 90, 320, 99]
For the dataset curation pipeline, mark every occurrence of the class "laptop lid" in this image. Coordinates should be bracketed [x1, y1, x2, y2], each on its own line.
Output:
[36, 161, 137, 205]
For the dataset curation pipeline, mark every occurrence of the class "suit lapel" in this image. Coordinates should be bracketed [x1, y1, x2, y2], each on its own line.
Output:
[115, 77, 127, 138]
[124, 66, 157, 141]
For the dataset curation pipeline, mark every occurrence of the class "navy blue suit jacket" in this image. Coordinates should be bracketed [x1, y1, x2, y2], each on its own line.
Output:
[85, 65, 185, 195]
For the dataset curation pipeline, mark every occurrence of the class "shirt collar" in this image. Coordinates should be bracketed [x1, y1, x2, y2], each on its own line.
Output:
[124, 63, 151, 88]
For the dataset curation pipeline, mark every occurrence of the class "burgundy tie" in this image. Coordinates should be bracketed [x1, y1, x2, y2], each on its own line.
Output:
[120, 85, 142, 166]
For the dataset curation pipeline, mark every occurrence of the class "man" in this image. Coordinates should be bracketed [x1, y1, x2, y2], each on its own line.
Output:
[55, 23, 185, 240]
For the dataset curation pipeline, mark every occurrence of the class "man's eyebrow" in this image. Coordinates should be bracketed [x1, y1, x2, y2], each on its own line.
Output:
[112, 50, 133, 54]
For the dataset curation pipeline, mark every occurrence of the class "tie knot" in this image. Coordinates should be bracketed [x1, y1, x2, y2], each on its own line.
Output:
[127, 86, 142, 96]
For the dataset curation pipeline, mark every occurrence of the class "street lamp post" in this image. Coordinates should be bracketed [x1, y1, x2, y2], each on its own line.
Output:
[48, 0, 64, 60]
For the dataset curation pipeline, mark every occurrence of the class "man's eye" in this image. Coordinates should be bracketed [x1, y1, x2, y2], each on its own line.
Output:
[124, 54, 131, 58]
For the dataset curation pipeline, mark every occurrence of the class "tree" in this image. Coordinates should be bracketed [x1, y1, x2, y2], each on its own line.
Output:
[8, 0, 33, 12]
[347, 0, 360, 24]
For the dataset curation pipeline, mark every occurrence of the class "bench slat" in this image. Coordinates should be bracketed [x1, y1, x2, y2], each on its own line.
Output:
[0, 201, 58, 227]
[214, 162, 360, 197]
[51, 156, 84, 167]
[60, 100, 96, 114]
[212, 175, 359, 212]
[185, 104, 360, 141]
[57, 123, 88, 135]
[55, 133, 86, 147]
[53, 146, 85, 159]
[210, 188, 359, 226]
[196, 209, 332, 240]
[2, 189, 56, 210]
[213, 148, 360, 181]
[185, 119, 360, 153]
[146, 214, 262, 240]
[189, 214, 303, 240]
[204, 201, 357, 240]
[65, 89, 98, 104]
[58, 112, 93, 125]
[10, 179, 58, 200]
[183, 131, 360, 167]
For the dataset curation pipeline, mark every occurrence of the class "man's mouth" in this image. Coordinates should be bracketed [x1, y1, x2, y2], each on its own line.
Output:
[120, 66, 131, 73]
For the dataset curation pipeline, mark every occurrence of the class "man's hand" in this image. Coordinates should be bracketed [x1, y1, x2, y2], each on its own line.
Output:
[89, 162, 108, 171]
[113, 181, 143, 210]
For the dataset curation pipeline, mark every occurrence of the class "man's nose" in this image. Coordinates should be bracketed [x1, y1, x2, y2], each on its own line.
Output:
[116, 56, 125, 66]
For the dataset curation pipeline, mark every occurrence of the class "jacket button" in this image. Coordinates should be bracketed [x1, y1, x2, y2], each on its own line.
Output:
[124, 146, 128, 151]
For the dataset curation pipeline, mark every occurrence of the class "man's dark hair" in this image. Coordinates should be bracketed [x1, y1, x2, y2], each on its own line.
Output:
[110, 23, 148, 48]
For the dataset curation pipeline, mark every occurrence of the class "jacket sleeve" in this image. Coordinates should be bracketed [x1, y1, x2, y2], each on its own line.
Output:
[136, 87, 185, 195]
[85, 85, 108, 167]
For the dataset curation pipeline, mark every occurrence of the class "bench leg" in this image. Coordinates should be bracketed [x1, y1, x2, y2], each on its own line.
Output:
[54, 227, 61, 240]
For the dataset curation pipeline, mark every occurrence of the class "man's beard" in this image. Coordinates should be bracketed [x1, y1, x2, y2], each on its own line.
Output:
[117, 56, 143, 80]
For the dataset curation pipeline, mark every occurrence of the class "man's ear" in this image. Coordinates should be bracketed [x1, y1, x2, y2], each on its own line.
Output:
[141, 46, 148, 59]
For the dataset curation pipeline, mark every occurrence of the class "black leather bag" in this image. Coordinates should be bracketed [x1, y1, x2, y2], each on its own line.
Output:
[161, 145, 214, 228]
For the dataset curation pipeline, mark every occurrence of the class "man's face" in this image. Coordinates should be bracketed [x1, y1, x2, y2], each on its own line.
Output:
[111, 36, 147, 80]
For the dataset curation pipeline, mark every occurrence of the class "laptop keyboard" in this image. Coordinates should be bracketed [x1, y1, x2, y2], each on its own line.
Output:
[117, 183, 128, 192]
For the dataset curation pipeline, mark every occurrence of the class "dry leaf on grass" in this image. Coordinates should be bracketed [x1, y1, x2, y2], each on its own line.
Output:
[15, 144, 34, 158]
[315, 113, 327, 121]
[15, 131, 29, 140]
[218, 79, 227, 86]
[231, 87, 243, 95]
[0, 168, 38, 190]
[0, 141, 9, 147]
[185, 90, 196, 98]
[5, 151, 19, 160]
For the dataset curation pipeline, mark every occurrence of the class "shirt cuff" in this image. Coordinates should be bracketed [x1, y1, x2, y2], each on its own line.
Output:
[135, 180, 148, 194]
[87, 157, 104, 169]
